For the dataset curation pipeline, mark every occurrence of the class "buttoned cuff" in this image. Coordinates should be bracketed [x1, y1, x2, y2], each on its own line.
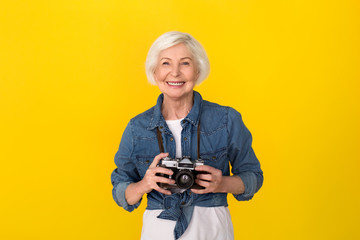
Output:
[232, 172, 257, 201]
[114, 182, 141, 212]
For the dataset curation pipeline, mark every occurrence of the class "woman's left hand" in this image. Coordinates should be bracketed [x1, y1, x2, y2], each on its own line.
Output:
[191, 165, 224, 194]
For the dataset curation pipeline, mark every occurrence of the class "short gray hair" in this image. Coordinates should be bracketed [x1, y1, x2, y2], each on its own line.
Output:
[145, 31, 210, 85]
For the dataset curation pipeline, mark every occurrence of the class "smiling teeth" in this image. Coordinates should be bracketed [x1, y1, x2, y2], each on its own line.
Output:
[168, 82, 184, 86]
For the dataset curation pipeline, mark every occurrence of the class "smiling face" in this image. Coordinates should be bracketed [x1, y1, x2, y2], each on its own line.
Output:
[154, 43, 199, 101]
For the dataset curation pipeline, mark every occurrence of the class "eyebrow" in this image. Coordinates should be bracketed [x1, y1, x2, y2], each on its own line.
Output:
[160, 57, 193, 61]
[181, 57, 193, 60]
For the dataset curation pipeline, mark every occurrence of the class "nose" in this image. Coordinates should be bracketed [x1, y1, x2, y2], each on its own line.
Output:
[170, 64, 180, 77]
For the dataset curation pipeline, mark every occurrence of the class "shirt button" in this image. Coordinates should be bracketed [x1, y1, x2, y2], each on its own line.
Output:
[181, 202, 186, 205]
[170, 138, 174, 141]
[184, 137, 187, 141]
[159, 126, 163, 129]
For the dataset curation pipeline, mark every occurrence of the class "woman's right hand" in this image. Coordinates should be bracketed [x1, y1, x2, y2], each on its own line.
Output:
[125, 153, 175, 205]
[138, 152, 175, 196]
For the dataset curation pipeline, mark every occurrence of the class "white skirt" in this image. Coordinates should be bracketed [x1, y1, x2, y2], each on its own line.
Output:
[141, 206, 234, 240]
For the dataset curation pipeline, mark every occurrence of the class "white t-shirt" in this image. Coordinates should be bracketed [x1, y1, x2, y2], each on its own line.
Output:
[165, 119, 183, 158]
[141, 206, 234, 240]
[140, 119, 234, 240]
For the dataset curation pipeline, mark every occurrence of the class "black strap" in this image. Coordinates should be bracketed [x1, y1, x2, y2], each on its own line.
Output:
[156, 120, 201, 158]
[157, 127, 165, 153]
[197, 121, 201, 159]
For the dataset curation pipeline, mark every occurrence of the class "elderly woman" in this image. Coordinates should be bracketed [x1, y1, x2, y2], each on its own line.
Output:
[111, 31, 263, 240]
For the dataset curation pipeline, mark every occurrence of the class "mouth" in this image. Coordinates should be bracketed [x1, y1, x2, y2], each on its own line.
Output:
[167, 81, 185, 86]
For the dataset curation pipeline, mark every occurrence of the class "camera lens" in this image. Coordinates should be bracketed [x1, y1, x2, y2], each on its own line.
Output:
[175, 170, 194, 189]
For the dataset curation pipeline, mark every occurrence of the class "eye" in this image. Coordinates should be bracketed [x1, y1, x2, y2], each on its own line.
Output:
[162, 61, 170, 65]
[181, 61, 190, 65]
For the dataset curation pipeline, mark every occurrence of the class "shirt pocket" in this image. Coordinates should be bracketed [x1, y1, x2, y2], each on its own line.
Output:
[200, 147, 228, 170]
[135, 155, 155, 178]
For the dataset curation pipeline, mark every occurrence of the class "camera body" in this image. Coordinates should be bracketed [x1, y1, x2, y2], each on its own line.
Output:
[157, 156, 206, 190]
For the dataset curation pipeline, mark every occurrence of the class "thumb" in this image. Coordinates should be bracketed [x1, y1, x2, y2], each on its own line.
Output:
[150, 152, 169, 167]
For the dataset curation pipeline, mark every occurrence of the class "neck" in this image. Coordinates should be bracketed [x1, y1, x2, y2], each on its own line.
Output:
[162, 91, 194, 120]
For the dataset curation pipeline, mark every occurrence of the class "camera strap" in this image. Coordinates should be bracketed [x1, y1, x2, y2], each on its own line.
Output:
[156, 120, 201, 159]
[197, 121, 200, 159]
[157, 126, 165, 153]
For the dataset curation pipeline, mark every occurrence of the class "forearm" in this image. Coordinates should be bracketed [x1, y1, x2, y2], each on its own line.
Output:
[125, 153, 176, 205]
[216, 175, 245, 195]
[125, 181, 147, 205]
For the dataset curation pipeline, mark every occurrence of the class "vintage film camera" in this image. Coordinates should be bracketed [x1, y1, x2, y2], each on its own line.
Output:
[156, 156, 206, 190]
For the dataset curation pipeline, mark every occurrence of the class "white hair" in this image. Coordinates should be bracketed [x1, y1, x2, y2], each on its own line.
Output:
[145, 31, 210, 85]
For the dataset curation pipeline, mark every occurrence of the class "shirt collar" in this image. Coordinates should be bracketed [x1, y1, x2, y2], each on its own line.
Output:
[147, 91, 202, 130]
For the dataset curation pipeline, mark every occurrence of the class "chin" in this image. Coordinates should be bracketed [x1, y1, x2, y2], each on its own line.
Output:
[164, 89, 193, 100]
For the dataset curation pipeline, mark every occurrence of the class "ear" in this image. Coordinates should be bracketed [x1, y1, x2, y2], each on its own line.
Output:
[195, 70, 200, 84]
[153, 69, 158, 83]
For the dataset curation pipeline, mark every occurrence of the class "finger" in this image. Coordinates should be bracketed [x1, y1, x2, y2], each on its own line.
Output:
[191, 188, 209, 195]
[150, 152, 169, 167]
[196, 173, 212, 182]
[154, 186, 172, 195]
[195, 165, 217, 173]
[154, 176, 175, 185]
[153, 166, 174, 176]
[195, 179, 211, 188]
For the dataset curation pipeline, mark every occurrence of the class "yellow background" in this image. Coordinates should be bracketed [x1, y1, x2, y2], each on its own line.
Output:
[1, 0, 359, 239]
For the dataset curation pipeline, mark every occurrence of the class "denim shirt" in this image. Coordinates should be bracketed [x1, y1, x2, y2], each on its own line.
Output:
[111, 91, 263, 238]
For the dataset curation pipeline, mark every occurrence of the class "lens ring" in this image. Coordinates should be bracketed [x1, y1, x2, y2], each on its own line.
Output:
[175, 170, 194, 189]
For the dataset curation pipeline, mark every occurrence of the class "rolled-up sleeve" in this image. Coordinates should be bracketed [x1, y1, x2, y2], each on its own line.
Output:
[227, 107, 263, 201]
[111, 120, 142, 212]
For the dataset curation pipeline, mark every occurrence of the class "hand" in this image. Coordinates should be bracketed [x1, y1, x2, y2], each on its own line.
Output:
[191, 165, 224, 194]
[139, 152, 175, 195]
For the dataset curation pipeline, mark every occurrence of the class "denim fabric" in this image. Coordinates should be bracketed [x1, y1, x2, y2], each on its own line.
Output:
[156, 192, 194, 239]
[111, 91, 263, 238]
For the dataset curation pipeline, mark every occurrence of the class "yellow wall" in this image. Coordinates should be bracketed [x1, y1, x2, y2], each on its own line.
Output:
[1, 0, 359, 239]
